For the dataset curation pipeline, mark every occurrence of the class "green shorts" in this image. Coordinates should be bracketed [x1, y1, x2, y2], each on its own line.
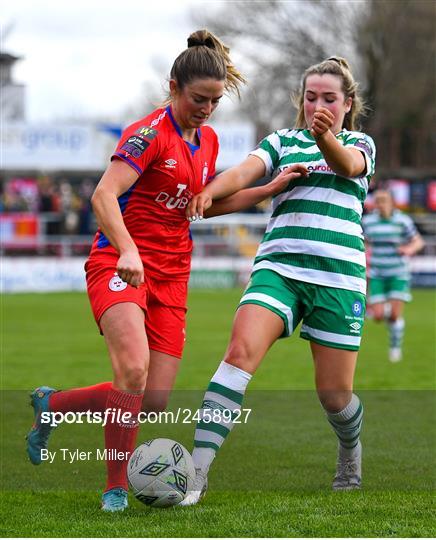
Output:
[239, 269, 366, 351]
[368, 276, 411, 304]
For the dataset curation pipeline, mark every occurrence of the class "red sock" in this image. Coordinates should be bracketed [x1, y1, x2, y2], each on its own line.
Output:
[49, 382, 112, 413]
[104, 387, 144, 491]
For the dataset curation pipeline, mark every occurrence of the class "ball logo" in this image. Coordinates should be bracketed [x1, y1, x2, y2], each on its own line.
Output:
[109, 274, 128, 292]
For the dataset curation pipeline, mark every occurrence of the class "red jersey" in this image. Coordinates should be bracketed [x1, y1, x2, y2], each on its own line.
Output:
[88, 105, 219, 280]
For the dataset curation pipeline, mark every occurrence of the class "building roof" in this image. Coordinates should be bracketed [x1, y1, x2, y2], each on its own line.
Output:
[0, 52, 22, 65]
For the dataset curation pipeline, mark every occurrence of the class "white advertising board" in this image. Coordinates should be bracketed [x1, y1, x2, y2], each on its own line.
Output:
[1, 121, 256, 172]
[2, 256, 434, 293]
[1, 123, 117, 171]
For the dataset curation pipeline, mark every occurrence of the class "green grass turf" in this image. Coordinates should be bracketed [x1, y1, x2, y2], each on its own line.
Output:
[1, 289, 435, 537]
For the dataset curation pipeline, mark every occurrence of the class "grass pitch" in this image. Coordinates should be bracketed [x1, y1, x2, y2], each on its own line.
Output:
[1, 289, 435, 537]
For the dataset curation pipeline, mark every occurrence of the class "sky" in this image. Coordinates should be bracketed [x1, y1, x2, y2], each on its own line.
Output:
[1, 0, 223, 122]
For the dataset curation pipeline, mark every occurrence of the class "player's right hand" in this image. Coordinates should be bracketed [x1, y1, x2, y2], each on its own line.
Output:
[266, 164, 309, 196]
[116, 250, 144, 288]
[397, 245, 413, 257]
[186, 192, 213, 221]
[310, 107, 335, 138]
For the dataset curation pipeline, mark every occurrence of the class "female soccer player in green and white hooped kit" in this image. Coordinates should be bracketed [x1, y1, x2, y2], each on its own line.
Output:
[182, 56, 376, 504]
[362, 189, 424, 362]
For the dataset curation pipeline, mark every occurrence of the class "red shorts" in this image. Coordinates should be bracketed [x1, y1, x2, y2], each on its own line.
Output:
[85, 257, 188, 358]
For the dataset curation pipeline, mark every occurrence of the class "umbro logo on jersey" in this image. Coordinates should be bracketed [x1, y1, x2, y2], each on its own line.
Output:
[164, 159, 177, 169]
[349, 321, 361, 333]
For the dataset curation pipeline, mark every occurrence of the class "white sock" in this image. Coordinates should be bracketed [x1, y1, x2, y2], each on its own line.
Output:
[326, 394, 363, 458]
[192, 361, 252, 476]
[389, 317, 405, 349]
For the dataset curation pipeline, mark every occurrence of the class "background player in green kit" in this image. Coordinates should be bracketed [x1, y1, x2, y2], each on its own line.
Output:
[182, 56, 376, 504]
[362, 189, 424, 362]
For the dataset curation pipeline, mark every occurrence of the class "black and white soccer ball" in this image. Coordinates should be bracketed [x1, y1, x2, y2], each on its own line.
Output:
[127, 438, 195, 507]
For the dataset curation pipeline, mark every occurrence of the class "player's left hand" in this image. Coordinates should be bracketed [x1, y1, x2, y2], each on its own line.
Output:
[310, 107, 335, 138]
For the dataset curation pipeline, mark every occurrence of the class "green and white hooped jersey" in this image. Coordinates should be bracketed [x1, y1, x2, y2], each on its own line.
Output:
[250, 128, 376, 294]
[362, 210, 418, 279]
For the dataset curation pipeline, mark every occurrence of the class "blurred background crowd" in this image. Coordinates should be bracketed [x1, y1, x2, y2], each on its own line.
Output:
[1, 0, 435, 276]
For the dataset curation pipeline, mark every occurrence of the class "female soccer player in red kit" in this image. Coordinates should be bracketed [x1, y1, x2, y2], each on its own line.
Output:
[26, 29, 306, 511]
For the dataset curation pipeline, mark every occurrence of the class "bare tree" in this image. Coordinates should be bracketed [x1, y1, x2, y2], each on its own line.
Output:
[358, 0, 436, 172]
[191, 0, 435, 173]
[191, 0, 366, 138]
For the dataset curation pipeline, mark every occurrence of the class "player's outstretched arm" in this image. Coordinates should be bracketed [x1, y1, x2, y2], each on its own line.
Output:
[398, 233, 425, 257]
[187, 155, 266, 221]
[91, 159, 144, 287]
[311, 107, 366, 178]
[205, 164, 308, 218]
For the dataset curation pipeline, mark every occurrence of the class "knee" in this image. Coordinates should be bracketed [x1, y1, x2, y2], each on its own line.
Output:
[318, 390, 352, 413]
[223, 339, 253, 372]
[115, 364, 148, 392]
[373, 309, 384, 322]
[389, 309, 402, 322]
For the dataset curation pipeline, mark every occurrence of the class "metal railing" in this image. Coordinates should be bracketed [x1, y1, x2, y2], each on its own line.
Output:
[2, 212, 436, 257]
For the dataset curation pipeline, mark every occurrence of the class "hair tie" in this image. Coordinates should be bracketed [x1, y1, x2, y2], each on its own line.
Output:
[187, 36, 214, 49]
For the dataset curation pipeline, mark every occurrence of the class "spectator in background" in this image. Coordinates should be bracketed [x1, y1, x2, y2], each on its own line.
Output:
[1, 178, 36, 213]
[2, 190, 28, 212]
[78, 179, 96, 235]
[37, 176, 62, 235]
[59, 179, 85, 235]
[362, 189, 425, 362]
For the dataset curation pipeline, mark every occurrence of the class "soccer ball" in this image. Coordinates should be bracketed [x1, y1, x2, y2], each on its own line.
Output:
[127, 438, 195, 508]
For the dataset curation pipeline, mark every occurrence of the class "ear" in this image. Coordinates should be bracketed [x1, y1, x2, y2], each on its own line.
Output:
[344, 96, 352, 113]
[169, 79, 178, 98]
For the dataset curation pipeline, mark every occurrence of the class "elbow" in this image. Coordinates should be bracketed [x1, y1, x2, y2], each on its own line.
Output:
[90, 187, 109, 224]
[414, 235, 425, 253]
[336, 156, 366, 178]
[342, 164, 362, 178]
[90, 188, 99, 210]
[331, 162, 356, 178]
[90, 194, 97, 212]
[90, 185, 105, 212]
